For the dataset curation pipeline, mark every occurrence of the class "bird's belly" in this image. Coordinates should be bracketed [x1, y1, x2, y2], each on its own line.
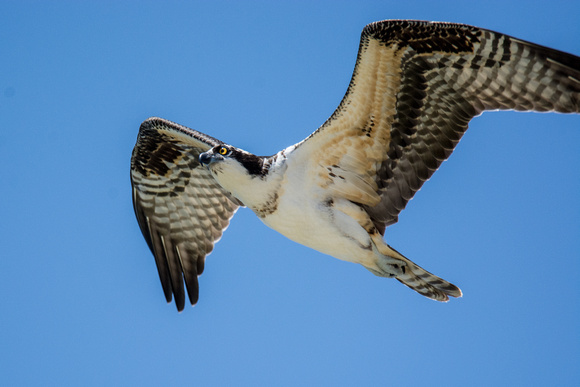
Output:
[259, 196, 374, 265]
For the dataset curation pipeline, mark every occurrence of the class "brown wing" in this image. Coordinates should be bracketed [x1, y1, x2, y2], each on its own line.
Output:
[292, 20, 580, 234]
[130, 117, 240, 311]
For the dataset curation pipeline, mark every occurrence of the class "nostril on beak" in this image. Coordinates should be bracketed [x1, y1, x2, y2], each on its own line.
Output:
[199, 152, 212, 166]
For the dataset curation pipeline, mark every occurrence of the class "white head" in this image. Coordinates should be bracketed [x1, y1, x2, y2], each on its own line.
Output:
[199, 144, 273, 207]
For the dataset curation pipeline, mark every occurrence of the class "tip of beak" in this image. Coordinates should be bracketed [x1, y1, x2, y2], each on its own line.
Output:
[199, 152, 211, 166]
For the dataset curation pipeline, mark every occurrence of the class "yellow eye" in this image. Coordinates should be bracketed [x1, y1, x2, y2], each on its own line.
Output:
[218, 146, 228, 155]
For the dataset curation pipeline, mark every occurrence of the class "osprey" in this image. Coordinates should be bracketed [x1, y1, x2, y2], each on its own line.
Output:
[131, 20, 580, 311]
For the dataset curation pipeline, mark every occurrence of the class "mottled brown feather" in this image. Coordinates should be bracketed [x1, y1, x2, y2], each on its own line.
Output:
[293, 20, 580, 236]
[130, 117, 240, 311]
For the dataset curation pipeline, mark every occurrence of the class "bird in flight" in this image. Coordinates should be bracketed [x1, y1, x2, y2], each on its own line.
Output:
[131, 20, 580, 311]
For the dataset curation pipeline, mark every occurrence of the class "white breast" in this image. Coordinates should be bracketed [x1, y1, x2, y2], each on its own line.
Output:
[259, 155, 376, 267]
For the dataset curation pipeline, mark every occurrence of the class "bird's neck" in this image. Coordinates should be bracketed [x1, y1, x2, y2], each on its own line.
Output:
[213, 152, 287, 217]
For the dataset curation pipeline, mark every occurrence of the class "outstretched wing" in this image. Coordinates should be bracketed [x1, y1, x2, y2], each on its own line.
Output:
[292, 20, 580, 234]
[130, 117, 241, 311]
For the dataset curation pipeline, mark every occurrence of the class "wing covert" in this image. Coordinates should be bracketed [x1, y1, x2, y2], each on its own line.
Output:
[292, 20, 580, 234]
[130, 117, 241, 311]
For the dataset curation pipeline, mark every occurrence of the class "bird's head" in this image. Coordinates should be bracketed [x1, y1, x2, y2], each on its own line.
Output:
[199, 144, 266, 177]
[199, 144, 233, 169]
[199, 144, 270, 202]
[199, 144, 266, 175]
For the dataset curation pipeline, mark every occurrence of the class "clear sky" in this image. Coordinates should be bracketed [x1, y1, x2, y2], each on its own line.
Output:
[1, 1, 579, 386]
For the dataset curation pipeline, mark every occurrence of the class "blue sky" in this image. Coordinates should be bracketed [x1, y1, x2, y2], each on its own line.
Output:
[1, 1, 579, 386]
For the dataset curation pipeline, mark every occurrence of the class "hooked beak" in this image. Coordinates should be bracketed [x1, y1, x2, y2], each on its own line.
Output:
[199, 151, 213, 166]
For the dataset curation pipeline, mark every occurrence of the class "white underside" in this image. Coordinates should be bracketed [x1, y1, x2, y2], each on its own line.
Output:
[259, 166, 379, 269]
[209, 147, 392, 272]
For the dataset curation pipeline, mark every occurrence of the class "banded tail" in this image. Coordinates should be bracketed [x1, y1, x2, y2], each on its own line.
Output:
[369, 239, 462, 301]
[395, 259, 462, 302]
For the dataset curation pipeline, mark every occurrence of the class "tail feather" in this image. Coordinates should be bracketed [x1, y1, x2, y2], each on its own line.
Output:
[395, 259, 462, 302]
[369, 240, 462, 301]
[368, 237, 462, 301]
